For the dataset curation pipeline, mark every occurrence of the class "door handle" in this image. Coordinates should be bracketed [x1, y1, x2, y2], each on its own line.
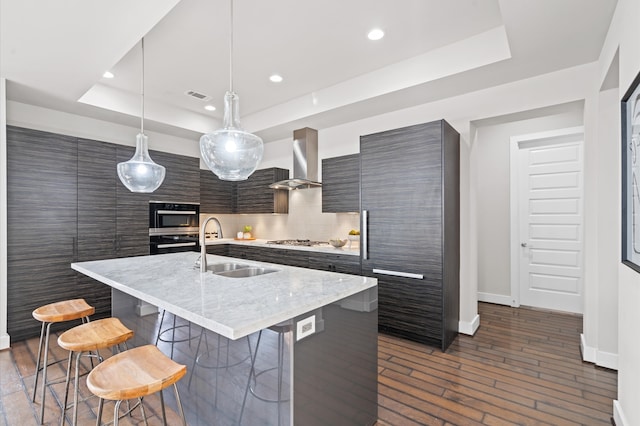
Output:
[521, 242, 527, 247]
[362, 210, 368, 260]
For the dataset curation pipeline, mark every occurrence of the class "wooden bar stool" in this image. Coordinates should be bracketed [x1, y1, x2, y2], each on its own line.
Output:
[57, 317, 134, 426]
[87, 344, 187, 426]
[32, 299, 95, 424]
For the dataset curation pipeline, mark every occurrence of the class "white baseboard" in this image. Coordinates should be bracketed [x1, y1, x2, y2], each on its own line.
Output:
[477, 292, 513, 306]
[596, 349, 618, 370]
[580, 333, 597, 363]
[459, 314, 480, 336]
[580, 333, 618, 370]
[614, 400, 628, 426]
[0, 333, 9, 350]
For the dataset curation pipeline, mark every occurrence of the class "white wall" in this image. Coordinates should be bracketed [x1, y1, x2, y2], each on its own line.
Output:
[0, 78, 9, 349]
[597, 0, 640, 423]
[474, 106, 584, 305]
[6, 100, 200, 158]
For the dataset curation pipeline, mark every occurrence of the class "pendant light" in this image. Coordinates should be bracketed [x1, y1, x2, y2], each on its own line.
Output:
[200, 0, 263, 181]
[117, 38, 166, 193]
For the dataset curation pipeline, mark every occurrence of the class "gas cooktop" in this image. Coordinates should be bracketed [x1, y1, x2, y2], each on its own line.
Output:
[266, 239, 328, 247]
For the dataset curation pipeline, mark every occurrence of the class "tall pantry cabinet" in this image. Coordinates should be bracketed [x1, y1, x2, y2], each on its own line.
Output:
[360, 120, 460, 351]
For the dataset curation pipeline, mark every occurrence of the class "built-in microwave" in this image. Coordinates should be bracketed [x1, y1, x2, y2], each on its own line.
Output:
[149, 201, 199, 232]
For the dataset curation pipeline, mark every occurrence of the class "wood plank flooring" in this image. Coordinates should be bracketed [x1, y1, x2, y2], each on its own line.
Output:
[377, 303, 617, 426]
[0, 303, 617, 425]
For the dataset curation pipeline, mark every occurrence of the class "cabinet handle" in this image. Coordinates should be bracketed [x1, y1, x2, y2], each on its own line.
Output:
[362, 210, 368, 260]
[372, 268, 424, 279]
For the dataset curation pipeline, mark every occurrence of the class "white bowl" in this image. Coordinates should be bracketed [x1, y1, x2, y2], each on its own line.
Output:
[328, 239, 347, 248]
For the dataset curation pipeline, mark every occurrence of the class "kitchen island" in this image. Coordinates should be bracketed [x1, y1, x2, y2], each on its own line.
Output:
[72, 252, 378, 426]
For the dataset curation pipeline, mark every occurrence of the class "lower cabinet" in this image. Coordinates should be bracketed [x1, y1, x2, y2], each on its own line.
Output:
[223, 244, 360, 274]
[308, 253, 361, 275]
[206, 245, 229, 256]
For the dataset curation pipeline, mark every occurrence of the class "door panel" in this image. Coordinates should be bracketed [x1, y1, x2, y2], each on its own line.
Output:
[518, 139, 584, 313]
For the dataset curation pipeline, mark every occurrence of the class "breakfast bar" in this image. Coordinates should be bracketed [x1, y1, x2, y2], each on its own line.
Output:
[72, 251, 378, 426]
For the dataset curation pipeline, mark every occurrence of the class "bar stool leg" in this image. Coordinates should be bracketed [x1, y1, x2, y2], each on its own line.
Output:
[32, 321, 47, 402]
[174, 383, 187, 426]
[38, 322, 53, 424]
[113, 399, 122, 426]
[95, 398, 104, 426]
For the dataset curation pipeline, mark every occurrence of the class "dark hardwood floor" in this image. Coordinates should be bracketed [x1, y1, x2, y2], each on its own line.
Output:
[0, 303, 617, 425]
[377, 303, 617, 426]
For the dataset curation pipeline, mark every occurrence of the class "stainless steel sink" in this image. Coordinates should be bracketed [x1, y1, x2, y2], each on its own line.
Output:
[207, 263, 250, 273]
[214, 267, 279, 278]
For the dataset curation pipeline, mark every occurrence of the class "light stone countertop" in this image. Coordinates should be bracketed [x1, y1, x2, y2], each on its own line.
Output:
[204, 237, 361, 256]
[71, 252, 376, 340]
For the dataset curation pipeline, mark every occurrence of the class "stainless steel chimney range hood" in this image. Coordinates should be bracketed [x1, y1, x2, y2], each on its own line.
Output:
[269, 127, 322, 190]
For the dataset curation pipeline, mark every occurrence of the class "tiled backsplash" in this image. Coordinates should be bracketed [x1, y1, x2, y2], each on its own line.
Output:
[200, 188, 360, 241]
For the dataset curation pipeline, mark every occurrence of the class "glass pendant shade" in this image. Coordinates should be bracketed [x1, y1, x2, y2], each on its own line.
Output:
[117, 133, 166, 193]
[200, 91, 264, 181]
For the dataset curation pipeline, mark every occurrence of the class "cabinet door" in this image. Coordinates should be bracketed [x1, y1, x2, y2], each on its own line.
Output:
[236, 168, 289, 213]
[308, 252, 361, 275]
[77, 139, 117, 260]
[7, 126, 79, 340]
[77, 139, 117, 319]
[360, 121, 443, 276]
[206, 244, 228, 256]
[151, 150, 200, 203]
[322, 154, 360, 213]
[376, 275, 443, 346]
[200, 169, 235, 213]
[116, 146, 150, 257]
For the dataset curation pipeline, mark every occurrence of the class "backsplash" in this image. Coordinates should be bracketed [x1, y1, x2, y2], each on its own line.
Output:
[200, 188, 360, 241]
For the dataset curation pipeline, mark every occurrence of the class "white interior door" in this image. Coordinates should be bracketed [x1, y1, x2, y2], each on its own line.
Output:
[514, 130, 584, 313]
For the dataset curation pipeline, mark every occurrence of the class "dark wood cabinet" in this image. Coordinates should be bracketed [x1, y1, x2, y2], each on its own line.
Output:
[200, 170, 235, 213]
[6, 128, 202, 340]
[116, 146, 151, 258]
[360, 120, 459, 351]
[307, 252, 361, 275]
[76, 138, 117, 319]
[236, 168, 289, 214]
[321, 154, 360, 213]
[206, 244, 228, 256]
[151, 150, 200, 203]
[200, 167, 288, 214]
[7, 127, 80, 340]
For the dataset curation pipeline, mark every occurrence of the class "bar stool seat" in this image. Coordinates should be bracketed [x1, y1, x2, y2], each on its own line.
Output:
[32, 299, 95, 425]
[57, 317, 134, 426]
[87, 345, 187, 426]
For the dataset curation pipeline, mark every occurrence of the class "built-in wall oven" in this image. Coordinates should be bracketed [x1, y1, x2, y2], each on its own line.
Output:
[149, 201, 200, 254]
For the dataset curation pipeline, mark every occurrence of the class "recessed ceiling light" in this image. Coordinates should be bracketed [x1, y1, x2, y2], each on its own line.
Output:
[103, 71, 114, 79]
[269, 74, 283, 83]
[204, 105, 216, 111]
[367, 28, 384, 41]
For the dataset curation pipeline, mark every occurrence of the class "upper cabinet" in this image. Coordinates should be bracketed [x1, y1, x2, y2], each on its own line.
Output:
[322, 154, 360, 213]
[151, 150, 200, 203]
[201, 167, 289, 214]
[200, 170, 235, 214]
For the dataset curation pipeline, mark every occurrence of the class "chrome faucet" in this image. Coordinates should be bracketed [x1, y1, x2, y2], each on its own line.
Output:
[200, 216, 223, 272]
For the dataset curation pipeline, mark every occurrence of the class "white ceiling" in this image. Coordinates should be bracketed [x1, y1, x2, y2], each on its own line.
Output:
[0, 0, 617, 142]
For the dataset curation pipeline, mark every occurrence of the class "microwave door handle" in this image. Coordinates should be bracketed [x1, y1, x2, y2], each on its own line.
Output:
[156, 210, 198, 215]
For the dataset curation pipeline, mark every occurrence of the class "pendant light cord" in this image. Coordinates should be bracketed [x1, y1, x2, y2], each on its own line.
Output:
[141, 37, 145, 135]
[229, 0, 234, 93]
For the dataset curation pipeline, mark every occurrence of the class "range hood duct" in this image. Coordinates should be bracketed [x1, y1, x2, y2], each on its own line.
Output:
[269, 127, 322, 190]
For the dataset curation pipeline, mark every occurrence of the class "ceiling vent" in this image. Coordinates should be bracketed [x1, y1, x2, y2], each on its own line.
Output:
[184, 90, 212, 102]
